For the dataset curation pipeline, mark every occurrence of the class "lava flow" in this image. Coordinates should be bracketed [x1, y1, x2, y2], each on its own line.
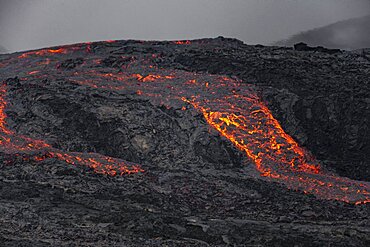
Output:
[0, 40, 369, 204]
[0, 83, 143, 176]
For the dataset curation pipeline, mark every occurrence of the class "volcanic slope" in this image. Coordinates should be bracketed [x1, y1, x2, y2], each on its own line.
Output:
[0, 38, 369, 246]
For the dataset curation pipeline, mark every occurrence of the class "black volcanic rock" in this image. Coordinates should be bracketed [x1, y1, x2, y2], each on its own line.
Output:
[293, 42, 341, 54]
[58, 57, 84, 70]
[0, 38, 369, 246]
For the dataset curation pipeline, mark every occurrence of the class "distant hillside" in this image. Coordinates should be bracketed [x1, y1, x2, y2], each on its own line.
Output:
[275, 15, 370, 50]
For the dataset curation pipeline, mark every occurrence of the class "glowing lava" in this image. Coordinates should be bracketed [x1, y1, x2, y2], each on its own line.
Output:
[181, 96, 370, 204]
[0, 40, 369, 204]
[18, 48, 70, 59]
[174, 40, 192, 45]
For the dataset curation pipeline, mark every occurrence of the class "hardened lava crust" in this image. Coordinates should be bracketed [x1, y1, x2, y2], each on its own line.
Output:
[0, 38, 369, 246]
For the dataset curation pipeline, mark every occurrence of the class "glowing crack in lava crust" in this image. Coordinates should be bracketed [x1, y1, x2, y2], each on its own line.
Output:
[0, 40, 369, 205]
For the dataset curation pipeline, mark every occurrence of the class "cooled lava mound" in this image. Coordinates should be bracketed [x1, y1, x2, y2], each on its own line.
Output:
[0, 38, 369, 246]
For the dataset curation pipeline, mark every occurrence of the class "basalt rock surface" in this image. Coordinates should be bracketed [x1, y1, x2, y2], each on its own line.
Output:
[0, 38, 369, 246]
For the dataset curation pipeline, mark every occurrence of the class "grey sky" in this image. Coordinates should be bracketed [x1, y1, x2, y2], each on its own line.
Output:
[1, 0, 370, 52]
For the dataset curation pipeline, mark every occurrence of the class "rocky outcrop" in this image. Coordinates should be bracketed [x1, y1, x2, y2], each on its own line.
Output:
[293, 42, 341, 54]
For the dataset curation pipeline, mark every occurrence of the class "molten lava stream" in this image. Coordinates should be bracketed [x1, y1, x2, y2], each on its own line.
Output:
[55, 58, 369, 204]
[181, 93, 370, 205]
[0, 83, 143, 176]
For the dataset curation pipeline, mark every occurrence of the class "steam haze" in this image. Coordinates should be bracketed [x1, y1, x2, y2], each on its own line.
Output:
[1, 0, 370, 52]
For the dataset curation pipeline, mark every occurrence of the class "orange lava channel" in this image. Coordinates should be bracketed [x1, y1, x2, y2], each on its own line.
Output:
[182, 95, 370, 205]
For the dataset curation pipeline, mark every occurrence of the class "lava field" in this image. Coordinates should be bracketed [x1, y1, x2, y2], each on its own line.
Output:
[0, 38, 369, 246]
